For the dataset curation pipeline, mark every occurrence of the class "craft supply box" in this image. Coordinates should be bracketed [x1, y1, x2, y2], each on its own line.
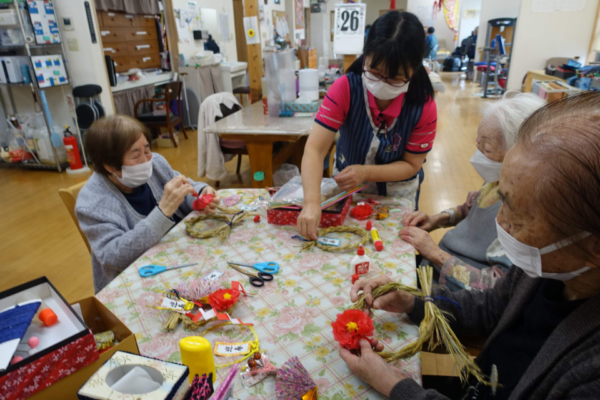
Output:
[28, 296, 140, 400]
[267, 196, 352, 227]
[77, 351, 189, 400]
[0, 277, 99, 400]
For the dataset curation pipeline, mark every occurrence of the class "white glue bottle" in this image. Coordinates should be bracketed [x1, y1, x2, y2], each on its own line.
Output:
[351, 245, 371, 275]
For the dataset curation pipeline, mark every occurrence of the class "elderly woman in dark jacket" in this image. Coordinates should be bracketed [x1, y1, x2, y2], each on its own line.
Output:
[341, 92, 600, 399]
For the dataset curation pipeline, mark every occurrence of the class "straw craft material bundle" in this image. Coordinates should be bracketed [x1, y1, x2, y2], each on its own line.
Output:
[300, 226, 369, 253]
[162, 306, 237, 331]
[351, 266, 488, 385]
[185, 211, 247, 241]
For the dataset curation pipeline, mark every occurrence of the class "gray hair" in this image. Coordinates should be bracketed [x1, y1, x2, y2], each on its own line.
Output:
[484, 90, 546, 149]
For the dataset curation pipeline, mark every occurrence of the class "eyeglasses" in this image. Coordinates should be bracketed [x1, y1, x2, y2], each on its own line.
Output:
[362, 61, 411, 88]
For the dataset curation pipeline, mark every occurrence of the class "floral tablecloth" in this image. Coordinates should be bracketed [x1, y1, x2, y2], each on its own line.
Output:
[97, 189, 421, 400]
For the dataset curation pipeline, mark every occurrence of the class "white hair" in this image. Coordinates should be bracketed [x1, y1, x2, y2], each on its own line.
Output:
[484, 90, 546, 149]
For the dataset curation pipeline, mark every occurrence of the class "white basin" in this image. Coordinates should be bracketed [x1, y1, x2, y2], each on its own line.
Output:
[221, 61, 248, 73]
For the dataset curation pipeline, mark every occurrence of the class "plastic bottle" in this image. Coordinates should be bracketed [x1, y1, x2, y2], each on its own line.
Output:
[351, 245, 371, 275]
[33, 125, 67, 165]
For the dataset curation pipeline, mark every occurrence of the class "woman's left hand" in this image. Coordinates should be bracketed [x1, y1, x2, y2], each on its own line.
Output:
[200, 186, 221, 213]
[334, 165, 369, 192]
[339, 339, 407, 397]
[399, 226, 439, 260]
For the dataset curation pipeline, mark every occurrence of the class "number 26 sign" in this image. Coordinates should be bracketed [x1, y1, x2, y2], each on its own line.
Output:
[334, 3, 366, 55]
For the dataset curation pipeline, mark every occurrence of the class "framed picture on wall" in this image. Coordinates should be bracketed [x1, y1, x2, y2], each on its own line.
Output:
[274, 0, 280, 4]
[295, 0, 304, 29]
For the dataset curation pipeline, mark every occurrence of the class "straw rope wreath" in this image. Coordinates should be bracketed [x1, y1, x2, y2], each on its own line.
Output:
[300, 226, 369, 253]
[184, 211, 248, 241]
[351, 265, 489, 385]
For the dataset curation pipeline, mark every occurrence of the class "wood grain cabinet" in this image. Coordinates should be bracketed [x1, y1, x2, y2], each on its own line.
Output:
[98, 11, 161, 73]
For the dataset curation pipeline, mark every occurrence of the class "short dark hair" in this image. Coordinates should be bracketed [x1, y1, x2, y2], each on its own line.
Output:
[85, 115, 152, 176]
[427, 27, 435, 34]
[347, 11, 434, 106]
[517, 92, 600, 258]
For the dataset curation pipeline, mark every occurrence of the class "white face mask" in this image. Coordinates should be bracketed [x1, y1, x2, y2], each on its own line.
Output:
[470, 149, 502, 183]
[495, 218, 591, 281]
[114, 159, 153, 188]
[363, 73, 410, 100]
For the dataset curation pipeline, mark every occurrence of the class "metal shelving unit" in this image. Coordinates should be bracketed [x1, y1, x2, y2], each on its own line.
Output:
[0, 0, 82, 172]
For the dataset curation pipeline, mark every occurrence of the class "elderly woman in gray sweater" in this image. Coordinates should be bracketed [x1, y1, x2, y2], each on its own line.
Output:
[400, 92, 545, 291]
[343, 93, 600, 399]
[75, 115, 220, 292]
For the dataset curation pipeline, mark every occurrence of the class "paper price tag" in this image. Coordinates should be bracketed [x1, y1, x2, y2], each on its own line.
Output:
[318, 237, 341, 247]
[161, 298, 186, 310]
[214, 341, 252, 357]
[204, 270, 224, 281]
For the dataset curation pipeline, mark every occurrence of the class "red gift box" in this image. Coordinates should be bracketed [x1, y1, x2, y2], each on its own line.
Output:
[0, 278, 99, 400]
[267, 196, 352, 227]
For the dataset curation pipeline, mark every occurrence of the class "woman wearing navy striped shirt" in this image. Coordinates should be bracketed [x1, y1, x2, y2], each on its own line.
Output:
[298, 11, 437, 239]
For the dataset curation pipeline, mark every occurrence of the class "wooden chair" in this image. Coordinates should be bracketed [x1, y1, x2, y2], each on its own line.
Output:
[58, 181, 91, 253]
[233, 86, 252, 107]
[134, 80, 188, 148]
[214, 102, 246, 188]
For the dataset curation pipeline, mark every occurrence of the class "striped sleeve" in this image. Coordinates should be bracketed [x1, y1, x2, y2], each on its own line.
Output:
[406, 98, 437, 154]
[315, 75, 350, 132]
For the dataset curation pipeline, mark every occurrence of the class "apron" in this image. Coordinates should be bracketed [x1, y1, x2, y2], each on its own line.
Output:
[334, 73, 424, 208]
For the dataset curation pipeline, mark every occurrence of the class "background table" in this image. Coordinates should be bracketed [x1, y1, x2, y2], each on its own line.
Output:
[97, 189, 421, 399]
[203, 103, 317, 188]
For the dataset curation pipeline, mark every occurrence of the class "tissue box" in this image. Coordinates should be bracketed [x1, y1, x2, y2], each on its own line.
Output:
[0, 277, 99, 400]
[267, 196, 352, 227]
[78, 351, 189, 400]
[284, 101, 320, 113]
[28, 296, 140, 400]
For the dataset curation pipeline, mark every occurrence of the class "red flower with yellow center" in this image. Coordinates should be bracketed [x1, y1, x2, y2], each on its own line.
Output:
[208, 288, 240, 311]
[331, 309, 374, 350]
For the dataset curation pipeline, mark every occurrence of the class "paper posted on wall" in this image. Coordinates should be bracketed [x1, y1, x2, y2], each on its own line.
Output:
[220, 13, 230, 42]
[243, 16, 260, 45]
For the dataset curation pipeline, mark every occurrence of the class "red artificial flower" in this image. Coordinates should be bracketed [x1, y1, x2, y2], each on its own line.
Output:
[208, 288, 240, 311]
[331, 309, 374, 350]
[350, 204, 373, 221]
[193, 194, 214, 211]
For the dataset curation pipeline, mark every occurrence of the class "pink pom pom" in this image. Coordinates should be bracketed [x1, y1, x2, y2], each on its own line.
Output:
[28, 337, 40, 348]
[10, 356, 23, 364]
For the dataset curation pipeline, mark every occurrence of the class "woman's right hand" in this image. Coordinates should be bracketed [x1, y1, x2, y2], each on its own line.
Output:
[350, 275, 415, 316]
[159, 176, 196, 218]
[402, 210, 436, 232]
[297, 202, 322, 240]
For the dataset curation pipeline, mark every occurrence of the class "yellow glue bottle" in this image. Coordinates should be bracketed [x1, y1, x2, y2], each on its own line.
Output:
[179, 336, 216, 384]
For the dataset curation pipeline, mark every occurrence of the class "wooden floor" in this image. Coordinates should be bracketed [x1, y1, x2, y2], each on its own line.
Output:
[0, 73, 489, 303]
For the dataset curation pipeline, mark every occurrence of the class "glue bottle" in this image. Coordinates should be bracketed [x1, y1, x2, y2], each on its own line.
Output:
[351, 245, 370, 275]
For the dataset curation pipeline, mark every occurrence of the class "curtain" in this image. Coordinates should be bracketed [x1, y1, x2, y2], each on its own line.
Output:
[112, 85, 156, 117]
[95, 0, 159, 14]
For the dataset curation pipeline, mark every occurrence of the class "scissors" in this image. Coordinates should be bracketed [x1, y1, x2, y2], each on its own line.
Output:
[228, 263, 274, 287]
[227, 261, 280, 274]
[139, 263, 198, 277]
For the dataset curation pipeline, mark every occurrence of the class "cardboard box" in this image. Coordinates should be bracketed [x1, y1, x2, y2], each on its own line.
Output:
[78, 351, 189, 400]
[27, 297, 140, 400]
[0, 277, 99, 400]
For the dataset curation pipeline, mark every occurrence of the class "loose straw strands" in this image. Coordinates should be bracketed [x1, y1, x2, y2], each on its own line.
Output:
[185, 211, 248, 241]
[300, 226, 369, 253]
[351, 266, 488, 385]
[162, 306, 237, 331]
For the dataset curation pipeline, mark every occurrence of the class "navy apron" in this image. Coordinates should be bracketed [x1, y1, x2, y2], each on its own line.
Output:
[334, 72, 424, 207]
